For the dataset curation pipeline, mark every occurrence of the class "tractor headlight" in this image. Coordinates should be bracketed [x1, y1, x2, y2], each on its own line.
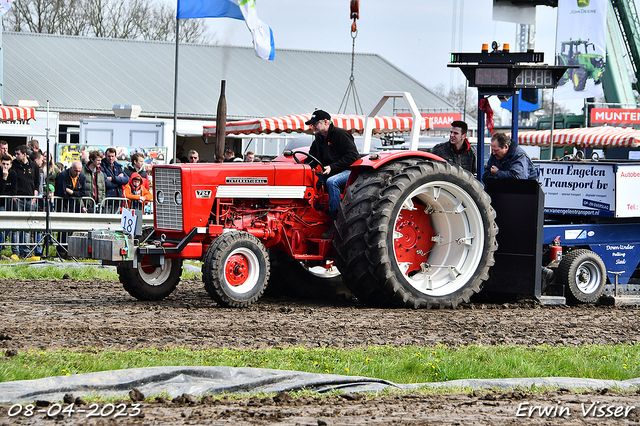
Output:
[174, 191, 182, 205]
[156, 190, 165, 203]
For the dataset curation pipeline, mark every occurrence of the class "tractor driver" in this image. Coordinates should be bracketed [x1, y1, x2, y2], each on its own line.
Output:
[304, 110, 359, 239]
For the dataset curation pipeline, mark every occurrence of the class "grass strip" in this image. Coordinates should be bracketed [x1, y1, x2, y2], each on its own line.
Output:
[0, 263, 202, 280]
[1, 344, 639, 385]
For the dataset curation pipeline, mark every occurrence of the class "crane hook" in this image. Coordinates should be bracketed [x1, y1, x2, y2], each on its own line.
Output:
[350, 0, 359, 34]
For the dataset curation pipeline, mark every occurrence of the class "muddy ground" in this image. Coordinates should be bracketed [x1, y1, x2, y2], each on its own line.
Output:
[1, 277, 640, 424]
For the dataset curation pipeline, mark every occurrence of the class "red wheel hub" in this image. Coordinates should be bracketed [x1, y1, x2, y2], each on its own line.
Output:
[140, 255, 157, 274]
[394, 205, 435, 275]
[225, 253, 250, 286]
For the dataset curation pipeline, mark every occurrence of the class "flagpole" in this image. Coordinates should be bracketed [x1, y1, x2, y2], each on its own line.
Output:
[549, 3, 560, 161]
[172, 18, 180, 163]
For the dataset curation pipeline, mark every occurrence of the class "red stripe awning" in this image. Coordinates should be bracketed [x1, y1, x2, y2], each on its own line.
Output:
[203, 113, 428, 136]
[518, 127, 640, 148]
[0, 107, 36, 122]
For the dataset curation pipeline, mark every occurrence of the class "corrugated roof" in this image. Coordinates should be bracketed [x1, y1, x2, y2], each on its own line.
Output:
[3, 32, 456, 120]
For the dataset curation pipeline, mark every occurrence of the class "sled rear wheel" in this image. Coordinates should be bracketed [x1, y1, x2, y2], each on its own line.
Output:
[334, 159, 498, 309]
[558, 249, 606, 304]
[119, 257, 183, 300]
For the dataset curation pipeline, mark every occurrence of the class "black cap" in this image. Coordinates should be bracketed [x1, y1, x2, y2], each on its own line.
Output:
[305, 110, 331, 125]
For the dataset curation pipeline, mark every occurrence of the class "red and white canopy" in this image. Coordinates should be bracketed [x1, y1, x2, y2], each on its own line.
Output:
[0, 107, 36, 122]
[518, 126, 640, 148]
[203, 113, 428, 137]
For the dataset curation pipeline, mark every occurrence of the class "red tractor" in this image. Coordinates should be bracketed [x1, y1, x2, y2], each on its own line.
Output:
[81, 147, 498, 309]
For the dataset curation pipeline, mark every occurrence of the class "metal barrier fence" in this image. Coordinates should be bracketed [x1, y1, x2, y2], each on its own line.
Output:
[0, 195, 153, 252]
[0, 195, 153, 214]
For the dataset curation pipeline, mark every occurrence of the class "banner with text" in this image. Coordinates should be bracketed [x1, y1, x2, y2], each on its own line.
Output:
[397, 113, 462, 129]
[591, 108, 640, 124]
[615, 165, 640, 218]
[556, 0, 607, 100]
[537, 161, 615, 217]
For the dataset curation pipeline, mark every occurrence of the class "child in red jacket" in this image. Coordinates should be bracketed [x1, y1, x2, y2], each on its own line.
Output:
[123, 172, 152, 211]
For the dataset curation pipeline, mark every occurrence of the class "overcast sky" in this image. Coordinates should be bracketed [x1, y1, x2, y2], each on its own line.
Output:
[205, 1, 583, 114]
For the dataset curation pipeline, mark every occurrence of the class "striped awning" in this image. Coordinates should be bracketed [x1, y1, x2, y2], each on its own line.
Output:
[203, 113, 428, 137]
[518, 126, 640, 148]
[0, 107, 36, 122]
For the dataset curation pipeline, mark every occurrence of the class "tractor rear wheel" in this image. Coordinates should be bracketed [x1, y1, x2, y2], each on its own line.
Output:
[573, 67, 588, 91]
[334, 159, 498, 309]
[557, 249, 606, 304]
[203, 231, 270, 307]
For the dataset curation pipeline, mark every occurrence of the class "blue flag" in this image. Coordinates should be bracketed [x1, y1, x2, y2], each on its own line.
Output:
[177, 0, 275, 60]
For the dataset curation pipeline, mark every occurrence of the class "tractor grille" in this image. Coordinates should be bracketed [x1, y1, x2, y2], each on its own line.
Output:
[154, 167, 183, 231]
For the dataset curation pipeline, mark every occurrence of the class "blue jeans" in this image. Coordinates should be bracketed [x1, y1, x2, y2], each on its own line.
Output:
[0, 205, 5, 253]
[318, 170, 350, 212]
[12, 198, 35, 257]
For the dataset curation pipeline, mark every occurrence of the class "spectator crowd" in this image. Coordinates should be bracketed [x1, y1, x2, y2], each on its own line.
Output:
[0, 141, 155, 260]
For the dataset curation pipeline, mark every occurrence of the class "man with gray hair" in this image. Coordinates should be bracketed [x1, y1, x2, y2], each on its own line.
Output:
[188, 150, 200, 163]
[483, 132, 537, 180]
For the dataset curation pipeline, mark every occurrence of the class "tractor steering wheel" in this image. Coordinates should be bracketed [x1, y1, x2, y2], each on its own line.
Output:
[286, 150, 324, 169]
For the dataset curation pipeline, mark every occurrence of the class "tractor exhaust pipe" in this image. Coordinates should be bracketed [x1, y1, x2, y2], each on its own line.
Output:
[215, 80, 227, 163]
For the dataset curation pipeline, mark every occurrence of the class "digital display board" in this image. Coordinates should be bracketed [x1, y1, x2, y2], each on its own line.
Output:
[475, 68, 509, 86]
[514, 69, 554, 88]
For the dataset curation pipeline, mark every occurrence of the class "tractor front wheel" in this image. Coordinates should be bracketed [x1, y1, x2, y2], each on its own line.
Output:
[334, 159, 498, 309]
[203, 231, 270, 307]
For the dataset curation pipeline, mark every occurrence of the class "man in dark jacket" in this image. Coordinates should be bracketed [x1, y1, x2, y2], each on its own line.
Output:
[55, 161, 87, 213]
[102, 147, 129, 213]
[11, 145, 39, 258]
[430, 120, 477, 175]
[304, 110, 359, 238]
[483, 132, 538, 180]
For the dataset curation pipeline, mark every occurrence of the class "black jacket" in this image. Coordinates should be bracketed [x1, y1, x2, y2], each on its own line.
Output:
[430, 139, 477, 175]
[11, 158, 39, 196]
[483, 139, 538, 180]
[0, 169, 17, 209]
[55, 168, 87, 212]
[55, 168, 87, 199]
[306, 123, 359, 177]
[102, 160, 128, 198]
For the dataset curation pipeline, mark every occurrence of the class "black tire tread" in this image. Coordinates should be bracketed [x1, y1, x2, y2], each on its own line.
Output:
[573, 68, 588, 91]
